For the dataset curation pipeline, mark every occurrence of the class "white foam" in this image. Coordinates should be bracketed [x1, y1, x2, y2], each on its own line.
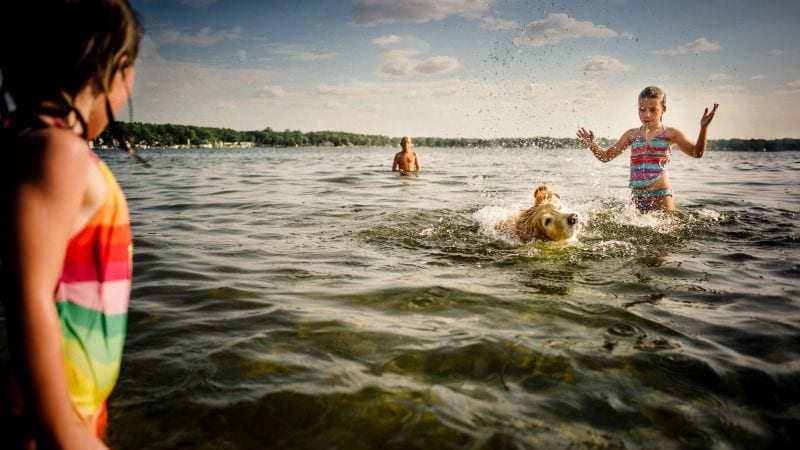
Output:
[419, 217, 444, 237]
[696, 208, 723, 222]
[473, 205, 521, 244]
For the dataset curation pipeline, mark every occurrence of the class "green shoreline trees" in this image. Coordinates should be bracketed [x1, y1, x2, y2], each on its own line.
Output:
[97, 122, 800, 151]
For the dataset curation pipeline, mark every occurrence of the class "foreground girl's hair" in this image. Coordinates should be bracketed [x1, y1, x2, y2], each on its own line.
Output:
[0, 0, 145, 163]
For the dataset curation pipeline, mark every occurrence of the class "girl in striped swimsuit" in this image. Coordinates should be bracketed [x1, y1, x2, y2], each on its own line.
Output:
[577, 86, 719, 212]
[0, 1, 142, 448]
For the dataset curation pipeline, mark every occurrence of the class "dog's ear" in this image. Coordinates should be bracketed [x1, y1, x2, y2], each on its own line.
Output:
[533, 185, 550, 205]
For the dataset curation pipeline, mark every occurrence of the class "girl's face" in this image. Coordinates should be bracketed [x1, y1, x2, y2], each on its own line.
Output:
[87, 64, 136, 139]
[638, 97, 665, 128]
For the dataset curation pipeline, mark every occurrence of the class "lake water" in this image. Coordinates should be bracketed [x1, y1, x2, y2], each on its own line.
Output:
[101, 147, 798, 449]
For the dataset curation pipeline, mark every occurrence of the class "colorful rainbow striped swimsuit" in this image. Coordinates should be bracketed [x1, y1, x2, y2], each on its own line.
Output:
[629, 126, 673, 210]
[56, 151, 132, 435]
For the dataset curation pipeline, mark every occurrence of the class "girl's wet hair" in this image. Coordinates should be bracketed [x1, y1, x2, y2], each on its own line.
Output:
[639, 86, 666, 108]
[0, 0, 146, 164]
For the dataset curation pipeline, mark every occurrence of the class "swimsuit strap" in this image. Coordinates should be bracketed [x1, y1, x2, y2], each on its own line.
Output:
[637, 124, 669, 141]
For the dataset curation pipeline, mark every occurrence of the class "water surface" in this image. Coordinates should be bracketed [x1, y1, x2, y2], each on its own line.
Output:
[104, 147, 799, 449]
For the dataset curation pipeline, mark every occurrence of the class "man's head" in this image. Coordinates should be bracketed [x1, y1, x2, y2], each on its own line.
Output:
[401, 136, 412, 150]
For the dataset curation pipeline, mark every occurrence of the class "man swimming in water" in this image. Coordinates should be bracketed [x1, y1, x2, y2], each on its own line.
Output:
[392, 136, 421, 175]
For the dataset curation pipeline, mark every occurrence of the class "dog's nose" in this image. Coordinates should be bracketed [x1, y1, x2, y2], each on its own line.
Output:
[567, 213, 578, 225]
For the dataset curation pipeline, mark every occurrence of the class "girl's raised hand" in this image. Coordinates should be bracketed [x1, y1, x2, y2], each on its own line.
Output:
[701, 103, 719, 128]
[576, 128, 595, 147]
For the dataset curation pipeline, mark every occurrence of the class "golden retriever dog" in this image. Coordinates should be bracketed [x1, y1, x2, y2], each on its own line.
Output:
[498, 185, 579, 243]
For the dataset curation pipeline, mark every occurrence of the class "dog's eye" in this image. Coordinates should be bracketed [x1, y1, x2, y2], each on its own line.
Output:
[544, 217, 553, 226]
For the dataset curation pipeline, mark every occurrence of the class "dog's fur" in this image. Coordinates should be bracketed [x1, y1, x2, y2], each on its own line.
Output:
[532, 184, 562, 209]
[498, 185, 579, 243]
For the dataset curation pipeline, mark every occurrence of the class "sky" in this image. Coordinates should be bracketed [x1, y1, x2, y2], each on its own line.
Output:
[128, 0, 800, 139]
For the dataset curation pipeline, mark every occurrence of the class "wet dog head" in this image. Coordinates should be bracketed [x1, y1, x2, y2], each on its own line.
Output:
[515, 186, 577, 242]
[516, 204, 578, 242]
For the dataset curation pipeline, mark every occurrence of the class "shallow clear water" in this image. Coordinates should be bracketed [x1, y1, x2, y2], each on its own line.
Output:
[103, 147, 798, 449]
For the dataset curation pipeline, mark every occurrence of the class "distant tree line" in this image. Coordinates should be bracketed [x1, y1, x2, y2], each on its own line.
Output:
[97, 122, 800, 151]
[707, 138, 800, 152]
[97, 123, 394, 148]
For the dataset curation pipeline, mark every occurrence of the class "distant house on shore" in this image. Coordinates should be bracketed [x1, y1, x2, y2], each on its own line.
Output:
[217, 141, 255, 149]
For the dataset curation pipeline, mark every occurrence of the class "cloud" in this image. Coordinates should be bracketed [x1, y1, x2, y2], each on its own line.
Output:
[382, 49, 418, 59]
[268, 45, 337, 61]
[253, 85, 286, 99]
[415, 56, 462, 74]
[371, 34, 431, 52]
[773, 80, 800, 95]
[380, 50, 461, 76]
[514, 13, 617, 47]
[352, 0, 494, 25]
[131, 36, 284, 125]
[157, 26, 242, 48]
[767, 48, 798, 57]
[750, 74, 766, 81]
[708, 84, 748, 93]
[582, 55, 631, 73]
[785, 80, 800, 91]
[179, 0, 217, 8]
[316, 80, 474, 99]
[480, 16, 518, 31]
[372, 34, 403, 47]
[371, 35, 459, 76]
[650, 38, 721, 56]
[709, 73, 732, 81]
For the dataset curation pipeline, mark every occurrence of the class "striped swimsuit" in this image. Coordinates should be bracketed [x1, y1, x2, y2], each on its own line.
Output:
[56, 151, 132, 435]
[629, 126, 673, 210]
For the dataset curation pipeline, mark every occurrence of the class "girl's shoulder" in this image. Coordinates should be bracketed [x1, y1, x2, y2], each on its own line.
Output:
[622, 127, 640, 141]
[663, 126, 687, 142]
[664, 126, 683, 136]
[20, 126, 88, 155]
[15, 127, 91, 179]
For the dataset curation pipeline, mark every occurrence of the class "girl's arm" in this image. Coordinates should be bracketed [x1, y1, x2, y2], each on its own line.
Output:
[9, 131, 108, 449]
[577, 128, 634, 162]
[672, 103, 719, 158]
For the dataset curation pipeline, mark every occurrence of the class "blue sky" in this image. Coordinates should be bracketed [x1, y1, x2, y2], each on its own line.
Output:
[129, 0, 800, 139]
